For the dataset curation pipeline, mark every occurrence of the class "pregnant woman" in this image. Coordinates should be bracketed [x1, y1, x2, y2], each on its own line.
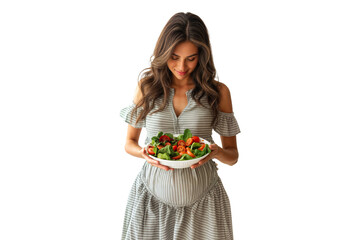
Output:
[120, 12, 241, 240]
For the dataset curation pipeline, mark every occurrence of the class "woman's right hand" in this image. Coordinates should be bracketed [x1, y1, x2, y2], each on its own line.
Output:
[140, 147, 174, 171]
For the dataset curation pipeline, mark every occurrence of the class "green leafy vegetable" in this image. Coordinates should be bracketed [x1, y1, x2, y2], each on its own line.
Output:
[164, 133, 174, 139]
[158, 145, 173, 156]
[203, 144, 211, 154]
[183, 129, 192, 141]
[175, 134, 184, 141]
[148, 129, 211, 161]
[157, 153, 171, 160]
[190, 142, 201, 150]
[179, 154, 194, 161]
[193, 144, 211, 157]
[193, 149, 206, 157]
[153, 146, 158, 156]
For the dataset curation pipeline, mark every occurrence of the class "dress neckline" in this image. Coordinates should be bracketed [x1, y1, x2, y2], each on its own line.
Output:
[169, 87, 194, 95]
[169, 88, 193, 119]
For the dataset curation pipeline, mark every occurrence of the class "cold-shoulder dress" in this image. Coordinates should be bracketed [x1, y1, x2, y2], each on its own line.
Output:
[120, 88, 240, 240]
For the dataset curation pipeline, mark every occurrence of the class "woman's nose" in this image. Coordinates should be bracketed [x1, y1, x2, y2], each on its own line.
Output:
[177, 60, 186, 71]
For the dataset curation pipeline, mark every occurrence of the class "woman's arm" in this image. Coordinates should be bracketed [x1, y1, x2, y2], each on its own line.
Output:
[215, 136, 238, 165]
[124, 82, 144, 158]
[191, 82, 239, 168]
[124, 125, 143, 158]
[214, 82, 239, 165]
[123, 82, 173, 171]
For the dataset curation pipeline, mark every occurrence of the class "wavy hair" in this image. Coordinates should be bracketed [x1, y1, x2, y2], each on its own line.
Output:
[133, 12, 220, 125]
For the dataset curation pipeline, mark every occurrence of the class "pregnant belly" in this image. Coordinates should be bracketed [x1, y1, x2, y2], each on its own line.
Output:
[140, 160, 219, 207]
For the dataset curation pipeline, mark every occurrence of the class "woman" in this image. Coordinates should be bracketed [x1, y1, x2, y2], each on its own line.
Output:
[120, 12, 240, 240]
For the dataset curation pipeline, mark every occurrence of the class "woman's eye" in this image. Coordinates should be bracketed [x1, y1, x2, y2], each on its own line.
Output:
[171, 56, 196, 61]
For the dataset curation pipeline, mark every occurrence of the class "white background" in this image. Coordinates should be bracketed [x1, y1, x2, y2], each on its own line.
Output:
[1, 0, 359, 239]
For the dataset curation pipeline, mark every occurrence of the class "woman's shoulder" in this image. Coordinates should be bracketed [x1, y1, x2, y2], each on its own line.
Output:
[217, 82, 230, 95]
[217, 82, 233, 113]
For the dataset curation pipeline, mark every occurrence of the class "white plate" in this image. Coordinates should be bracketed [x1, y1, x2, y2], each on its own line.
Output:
[147, 135, 211, 169]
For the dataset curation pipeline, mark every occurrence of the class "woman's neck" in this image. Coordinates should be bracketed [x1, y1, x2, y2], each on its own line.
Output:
[171, 77, 195, 90]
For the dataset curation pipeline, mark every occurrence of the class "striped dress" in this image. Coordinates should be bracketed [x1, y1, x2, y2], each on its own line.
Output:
[120, 88, 240, 240]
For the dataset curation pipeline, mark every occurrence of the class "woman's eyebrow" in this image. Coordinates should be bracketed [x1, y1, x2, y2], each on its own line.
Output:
[172, 53, 199, 57]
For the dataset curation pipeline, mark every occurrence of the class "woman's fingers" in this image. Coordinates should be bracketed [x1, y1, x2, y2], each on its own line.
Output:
[141, 147, 173, 171]
[154, 164, 172, 171]
[191, 157, 208, 169]
[191, 144, 219, 169]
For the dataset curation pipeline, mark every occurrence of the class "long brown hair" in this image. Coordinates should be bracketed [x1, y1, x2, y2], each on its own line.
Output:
[133, 12, 220, 124]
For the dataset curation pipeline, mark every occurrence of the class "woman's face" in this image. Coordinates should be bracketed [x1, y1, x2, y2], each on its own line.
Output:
[167, 41, 199, 82]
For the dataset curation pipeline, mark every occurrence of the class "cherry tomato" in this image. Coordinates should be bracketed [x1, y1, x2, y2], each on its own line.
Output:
[172, 154, 182, 160]
[159, 135, 171, 142]
[186, 147, 196, 158]
[177, 145, 186, 153]
[173, 145, 177, 151]
[148, 147, 155, 155]
[186, 137, 193, 146]
[198, 143, 205, 151]
[177, 140, 186, 146]
[165, 142, 171, 146]
[157, 145, 164, 150]
[192, 136, 200, 143]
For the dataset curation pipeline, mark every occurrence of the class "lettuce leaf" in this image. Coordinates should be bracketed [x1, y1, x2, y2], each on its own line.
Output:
[157, 153, 171, 160]
[203, 144, 211, 154]
[158, 145, 173, 156]
[164, 133, 174, 139]
[153, 146, 158, 156]
[193, 144, 211, 157]
[193, 149, 206, 158]
[179, 154, 194, 161]
[183, 129, 192, 141]
[175, 134, 184, 141]
[190, 142, 201, 150]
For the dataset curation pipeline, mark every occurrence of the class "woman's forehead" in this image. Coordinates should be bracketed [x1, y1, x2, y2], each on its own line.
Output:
[172, 41, 198, 56]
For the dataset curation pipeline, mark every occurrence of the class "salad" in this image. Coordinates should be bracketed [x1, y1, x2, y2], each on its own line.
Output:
[147, 129, 211, 161]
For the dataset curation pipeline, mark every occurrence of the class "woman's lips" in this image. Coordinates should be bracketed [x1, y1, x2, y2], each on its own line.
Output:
[176, 70, 187, 76]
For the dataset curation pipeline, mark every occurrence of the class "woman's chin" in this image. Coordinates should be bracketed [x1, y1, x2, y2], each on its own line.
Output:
[174, 74, 189, 81]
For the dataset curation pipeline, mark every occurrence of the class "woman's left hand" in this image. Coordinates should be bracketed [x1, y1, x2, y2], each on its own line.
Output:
[191, 144, 219, 169]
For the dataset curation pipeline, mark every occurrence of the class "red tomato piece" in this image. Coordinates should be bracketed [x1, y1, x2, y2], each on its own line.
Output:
[186, 147, 196, 158]
[177, 140, 186, 146]
[192, 136, 200, 143]
[177, 145, 186, 153]
[198, 143, 205, 151]
[159, 135, 171, 142]
[148, 147, 155, 155]
[172, 154, 182, 160]
[186, 137, 193, 146]
[173, 145, 177, 151]
[165, 142, 171, 146]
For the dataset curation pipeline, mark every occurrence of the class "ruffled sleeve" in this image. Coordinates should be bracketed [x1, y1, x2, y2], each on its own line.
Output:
[119, 103, 146, 129]
[213, 111, 241, 136]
